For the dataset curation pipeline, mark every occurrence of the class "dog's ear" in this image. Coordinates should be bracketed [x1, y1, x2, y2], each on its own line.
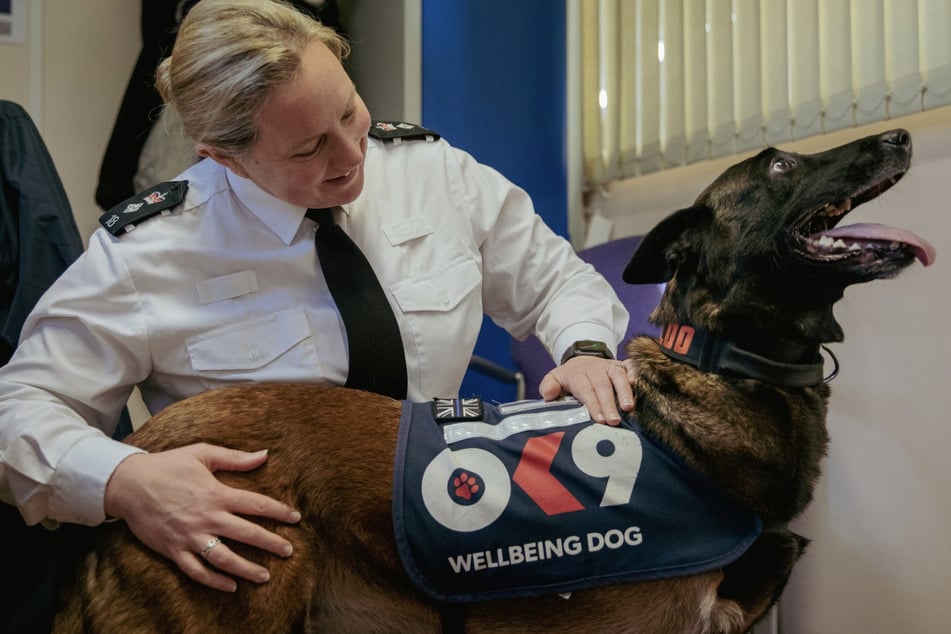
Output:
[622, 205, 713, 283]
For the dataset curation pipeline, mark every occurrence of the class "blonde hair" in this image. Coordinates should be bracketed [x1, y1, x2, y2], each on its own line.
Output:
[155, 0, 349, 157]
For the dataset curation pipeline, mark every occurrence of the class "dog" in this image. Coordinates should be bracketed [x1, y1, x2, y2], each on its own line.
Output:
[51, 129, 935, 633]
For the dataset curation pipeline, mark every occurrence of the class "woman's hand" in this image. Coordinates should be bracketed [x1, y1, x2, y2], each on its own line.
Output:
[538, 356, 637, 425]
[104, 445, 301, 592]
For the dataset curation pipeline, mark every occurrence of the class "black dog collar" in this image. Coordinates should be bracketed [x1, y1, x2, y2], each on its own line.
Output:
[657, 323, 833, 387]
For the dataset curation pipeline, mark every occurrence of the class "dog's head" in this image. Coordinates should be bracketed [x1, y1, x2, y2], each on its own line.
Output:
[623, 129, 936, 344]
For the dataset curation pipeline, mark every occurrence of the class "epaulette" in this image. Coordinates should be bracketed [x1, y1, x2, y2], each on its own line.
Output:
[99, 180, 189, 236]
[369, 121, 440, 144]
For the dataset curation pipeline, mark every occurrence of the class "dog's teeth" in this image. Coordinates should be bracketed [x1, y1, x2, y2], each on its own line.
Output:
[820, 199, 852, 216]
[814, 235, 866, 252]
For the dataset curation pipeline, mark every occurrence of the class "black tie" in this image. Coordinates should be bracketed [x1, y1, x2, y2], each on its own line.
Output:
[307, 207, 408, 399]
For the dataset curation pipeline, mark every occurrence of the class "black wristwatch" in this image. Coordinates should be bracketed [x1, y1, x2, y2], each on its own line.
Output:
[560, 340, 614, 365]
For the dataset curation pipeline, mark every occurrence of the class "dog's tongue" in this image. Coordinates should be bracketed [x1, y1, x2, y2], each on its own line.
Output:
[822, 223, 937, 266]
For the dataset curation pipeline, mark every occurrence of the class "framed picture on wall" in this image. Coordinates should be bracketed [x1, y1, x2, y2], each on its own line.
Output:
[0, 0, 26, 44]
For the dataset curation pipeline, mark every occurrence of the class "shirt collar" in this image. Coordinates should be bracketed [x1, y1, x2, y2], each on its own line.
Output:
[223, 166, 357, 243]
[225, 168, 308, 245]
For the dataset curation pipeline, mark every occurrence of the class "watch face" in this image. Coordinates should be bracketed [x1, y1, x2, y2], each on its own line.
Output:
[577, 340, 611, 354]
[578, 341, 609, 354]
[562, 340, 614, 364]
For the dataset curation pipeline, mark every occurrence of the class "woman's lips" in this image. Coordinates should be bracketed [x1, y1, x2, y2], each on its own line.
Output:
[328, 168, 357, 184]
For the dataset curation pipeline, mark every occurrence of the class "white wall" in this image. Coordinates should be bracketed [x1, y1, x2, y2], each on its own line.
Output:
[339, 0, 420, 123]
[594, 105, 951, 634]
[0, 0, 141, 243]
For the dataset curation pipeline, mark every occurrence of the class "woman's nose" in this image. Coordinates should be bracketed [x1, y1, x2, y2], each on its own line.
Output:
[333, 133, 364, 167]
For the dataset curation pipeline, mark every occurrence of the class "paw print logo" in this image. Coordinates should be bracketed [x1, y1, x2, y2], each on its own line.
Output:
[448, 468, 484, 505]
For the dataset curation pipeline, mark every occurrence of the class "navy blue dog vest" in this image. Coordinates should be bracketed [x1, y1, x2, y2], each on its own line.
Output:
[392, 399, 761, 602]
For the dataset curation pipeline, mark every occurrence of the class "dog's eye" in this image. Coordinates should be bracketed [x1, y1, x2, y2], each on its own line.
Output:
[771, 157, 797, 173]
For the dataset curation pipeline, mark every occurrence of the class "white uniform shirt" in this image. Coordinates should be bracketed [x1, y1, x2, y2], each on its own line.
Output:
[0, 135, 628, 526]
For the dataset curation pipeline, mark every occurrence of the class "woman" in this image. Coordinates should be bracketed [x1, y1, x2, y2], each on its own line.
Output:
[0, 0, 634, 593]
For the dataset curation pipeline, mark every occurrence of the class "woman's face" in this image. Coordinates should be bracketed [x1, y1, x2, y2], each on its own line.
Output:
[205, 41, 372, 209]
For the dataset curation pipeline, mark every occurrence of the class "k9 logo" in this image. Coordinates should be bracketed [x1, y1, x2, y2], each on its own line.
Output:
[420, 424, 643, 532]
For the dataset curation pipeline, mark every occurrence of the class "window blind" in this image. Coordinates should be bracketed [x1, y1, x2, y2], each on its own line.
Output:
[581, 0, 951, 188]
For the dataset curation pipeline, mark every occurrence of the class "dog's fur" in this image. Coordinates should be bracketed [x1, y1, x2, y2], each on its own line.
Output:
[52, 130, 931, 633]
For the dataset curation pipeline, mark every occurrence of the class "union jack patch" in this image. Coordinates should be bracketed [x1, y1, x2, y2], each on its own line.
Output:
[432, 397, 484, 422]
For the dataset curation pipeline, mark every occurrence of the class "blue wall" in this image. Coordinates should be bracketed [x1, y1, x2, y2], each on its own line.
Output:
[421, 0, 568, 401]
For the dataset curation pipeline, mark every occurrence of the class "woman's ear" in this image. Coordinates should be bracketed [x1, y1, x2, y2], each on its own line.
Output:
[197, 145, 249, 179]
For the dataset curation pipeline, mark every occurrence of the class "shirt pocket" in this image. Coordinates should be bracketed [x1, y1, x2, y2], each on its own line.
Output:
[390, 255, 484, 398]
[390, 255, 481, 313]
[186, 306, 315, 373]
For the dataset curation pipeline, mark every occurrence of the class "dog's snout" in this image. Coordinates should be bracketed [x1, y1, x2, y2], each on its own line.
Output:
[881, 129, 911, 148]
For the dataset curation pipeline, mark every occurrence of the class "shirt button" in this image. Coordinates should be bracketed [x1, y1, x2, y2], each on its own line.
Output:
[439, 289, 450, 306]
[248, 347, 262, 361]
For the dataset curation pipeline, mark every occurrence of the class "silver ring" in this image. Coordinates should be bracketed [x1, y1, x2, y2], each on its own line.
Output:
[200, 538, 219, 559]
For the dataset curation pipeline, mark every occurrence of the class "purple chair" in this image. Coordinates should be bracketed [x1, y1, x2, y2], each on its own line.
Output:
[511, 235, 666, 400]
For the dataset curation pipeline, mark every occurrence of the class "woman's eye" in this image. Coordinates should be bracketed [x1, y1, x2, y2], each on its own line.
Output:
[295, 140, 323, 158]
